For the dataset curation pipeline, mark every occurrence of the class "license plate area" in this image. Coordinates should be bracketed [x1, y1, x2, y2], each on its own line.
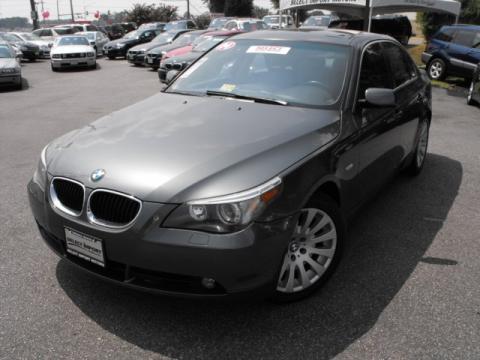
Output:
[65, 228, 105, 267]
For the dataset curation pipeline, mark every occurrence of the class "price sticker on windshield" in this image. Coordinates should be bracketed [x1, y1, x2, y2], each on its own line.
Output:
[247, 46, 291, 55]
[216, 41, 236, 51]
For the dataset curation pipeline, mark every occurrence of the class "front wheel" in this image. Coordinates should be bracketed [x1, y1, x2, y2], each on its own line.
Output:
[427, 58, 447, 80]
[467, 81, 476, 106]
[406, 118, 429, 176]
[108, 56, 115, 60]
[272, 195, 344, 302]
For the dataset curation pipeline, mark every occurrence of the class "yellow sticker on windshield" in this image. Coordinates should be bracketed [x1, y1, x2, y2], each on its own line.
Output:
[220, 84, 236, 92]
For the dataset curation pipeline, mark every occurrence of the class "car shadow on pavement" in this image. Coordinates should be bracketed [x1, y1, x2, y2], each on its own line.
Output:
[56, 153, 462, 360]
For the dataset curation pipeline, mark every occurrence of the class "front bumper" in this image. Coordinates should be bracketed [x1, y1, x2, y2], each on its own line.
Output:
[28, 179, 292, 298]
[0, 73, 21, 85]
[421, 52, 433, 65]
[104, 47, 127, 58]
[145, 53, 161, 68]
[127, 52, 146, 65]
[51, 57, 95, 68]
[21, 49, 39, 59]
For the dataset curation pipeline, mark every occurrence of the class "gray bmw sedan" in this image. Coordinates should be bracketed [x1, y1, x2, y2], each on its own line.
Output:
[28, 30, 431, 301]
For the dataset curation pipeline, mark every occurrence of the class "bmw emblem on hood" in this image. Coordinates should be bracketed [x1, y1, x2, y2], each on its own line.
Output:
[91, 169, 105, 182]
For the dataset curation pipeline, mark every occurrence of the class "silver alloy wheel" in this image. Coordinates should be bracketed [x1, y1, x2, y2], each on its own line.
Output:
[429, 60, 443, 79]
[468, 82, 474, 103]
[416, 121, 428, 168]
[277, 208, 337, 293]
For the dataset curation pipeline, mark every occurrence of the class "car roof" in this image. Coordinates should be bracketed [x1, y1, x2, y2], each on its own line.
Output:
[444, 24, 480, 30]
[231, 29, 393, 46]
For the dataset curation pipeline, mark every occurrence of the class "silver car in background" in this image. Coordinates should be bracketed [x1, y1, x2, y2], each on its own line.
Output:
[50, 35, 96, 71]
[262, 15, 296, 29]
[0, 41, 22, 90]
[12, 32, 52, 58]
[77, 31, 110, 56]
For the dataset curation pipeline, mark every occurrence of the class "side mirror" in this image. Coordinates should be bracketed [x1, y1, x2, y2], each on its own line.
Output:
[165, 69, 179, 84]
[364, 88, 396, 107]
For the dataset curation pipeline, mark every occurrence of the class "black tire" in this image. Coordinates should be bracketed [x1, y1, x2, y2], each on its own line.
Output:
[271, 194, 345, 303]
[406, 118, 430, 176]
[89, 63, 97, 70]
[427, 58, 447, 81]
[29, 58, 36, 62]
[51, 65, 58, 72]
[108, 56, 115, 60]
[467, 81, 477, 106]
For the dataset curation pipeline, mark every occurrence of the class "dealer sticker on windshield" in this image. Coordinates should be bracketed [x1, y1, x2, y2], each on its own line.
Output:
[246, 46, 291, 55]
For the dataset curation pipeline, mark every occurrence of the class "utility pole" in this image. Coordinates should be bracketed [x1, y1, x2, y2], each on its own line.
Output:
[29, 0, 39, 30]
[57, 0, 60, 20]
[69, 0, 75, 22]
[363, 0, 371, 32]
[186, 0, 190, 19]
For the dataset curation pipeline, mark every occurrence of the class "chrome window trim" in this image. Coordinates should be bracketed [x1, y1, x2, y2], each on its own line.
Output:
[87, 188, 143, 229]
[353, 39, 418, 111]
[49, 176, 85, 217]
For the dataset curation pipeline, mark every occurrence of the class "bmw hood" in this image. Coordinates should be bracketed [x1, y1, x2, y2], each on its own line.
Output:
[47, 93, 340, 203]
[0, 58, 20, 70]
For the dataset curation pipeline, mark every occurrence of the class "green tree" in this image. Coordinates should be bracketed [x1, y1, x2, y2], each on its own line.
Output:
[204, 0, 226, 13]
[253, 6, 270, 19]
[0, 17, 30, 30]
[271, 0, 280, 9]
[192, 12, 212, 29]
[418, 0, 480, 39]
[125, 3, 178, 25]
[224, 0, 254, 17]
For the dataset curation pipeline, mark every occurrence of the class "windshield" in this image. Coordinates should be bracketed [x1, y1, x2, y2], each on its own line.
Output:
[173, 33, 200, 47]
[123, 30, 140, 39]
[209, 18, 229, 29]
[168, 40, 349, 108]
[165, 22, 185, 31]
[0, 33, 20, 42]
[304, 16, 331, 27]
[20, 33, 41, 41]
[0, 45, 13, 58]
[57, 36, 89, 46]
[79, 32, 95, 40]
[153, 32, 174, 44]
[263, 16, 291, 24]
[193, 36, 226, 52]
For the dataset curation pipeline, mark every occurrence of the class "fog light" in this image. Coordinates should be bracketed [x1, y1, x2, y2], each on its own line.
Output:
[201, 277, 216, 289]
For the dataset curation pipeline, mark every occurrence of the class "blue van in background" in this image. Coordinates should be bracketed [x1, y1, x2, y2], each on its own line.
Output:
[422, 24, 480, 81]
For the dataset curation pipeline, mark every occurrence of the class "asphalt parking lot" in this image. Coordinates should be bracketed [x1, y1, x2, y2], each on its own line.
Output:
[1, 58, 479, 360]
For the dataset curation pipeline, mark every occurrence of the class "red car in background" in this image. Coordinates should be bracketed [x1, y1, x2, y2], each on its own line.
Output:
[159, 30, 243, 83]
[161, 30, 242, 65]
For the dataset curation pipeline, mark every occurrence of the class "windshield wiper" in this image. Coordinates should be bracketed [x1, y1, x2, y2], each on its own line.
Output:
[206, 90, 288, 106]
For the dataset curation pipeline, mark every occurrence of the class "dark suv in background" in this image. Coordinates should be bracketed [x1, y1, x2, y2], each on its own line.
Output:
[422, 24, 480, 81]
[329, 15, 412, 45]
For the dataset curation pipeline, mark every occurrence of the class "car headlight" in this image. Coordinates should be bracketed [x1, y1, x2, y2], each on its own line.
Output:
[51, 54, 61, 58]
[163, 177, 282, 233]
[116, 43, 125, 48]
[33, 145, 48, 188]
[20, 45, 28, 51]
[87, 52, 95, 57]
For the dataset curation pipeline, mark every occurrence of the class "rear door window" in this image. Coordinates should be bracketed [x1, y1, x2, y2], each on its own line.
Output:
[453, 30, 476, 48]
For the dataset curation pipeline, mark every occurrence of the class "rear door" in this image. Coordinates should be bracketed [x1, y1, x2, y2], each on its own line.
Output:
[449, 29, 478, 76]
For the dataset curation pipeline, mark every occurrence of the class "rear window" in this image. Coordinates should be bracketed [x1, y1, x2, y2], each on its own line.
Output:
[55, 28, 75, 35]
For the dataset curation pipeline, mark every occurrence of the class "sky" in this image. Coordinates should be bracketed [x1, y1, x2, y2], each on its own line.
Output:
[0, 0, 274, 20]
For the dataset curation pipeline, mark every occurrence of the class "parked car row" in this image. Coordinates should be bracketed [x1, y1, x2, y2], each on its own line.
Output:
[0, 41, 22, 89]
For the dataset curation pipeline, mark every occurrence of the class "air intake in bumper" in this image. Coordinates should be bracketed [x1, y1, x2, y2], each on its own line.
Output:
[87, 189, 141, 229]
